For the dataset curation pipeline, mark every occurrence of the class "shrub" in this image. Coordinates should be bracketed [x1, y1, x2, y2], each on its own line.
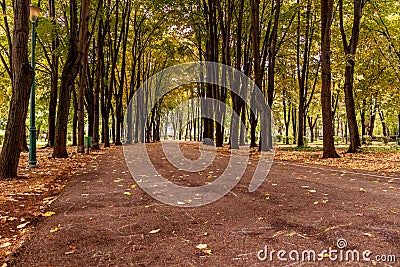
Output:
[382, 136, 390, 145]
[334, 136, 342, 145]
[283, 136, 294, 145]
[362, 135, 372, 145]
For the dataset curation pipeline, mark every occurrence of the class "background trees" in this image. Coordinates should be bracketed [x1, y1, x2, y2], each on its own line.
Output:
[0, 0, 400, 178]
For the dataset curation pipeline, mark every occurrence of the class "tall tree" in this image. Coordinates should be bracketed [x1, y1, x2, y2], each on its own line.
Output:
[321, 0, 340, 158]
[77, 0, 91, 153]
[47, 0, 59, 148]
[53, 0, 90, 158]
[0, 0, 34, 178]
[339, 0, 366, 152]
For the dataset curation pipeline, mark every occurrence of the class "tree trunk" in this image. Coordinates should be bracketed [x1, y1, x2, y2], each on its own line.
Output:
[368, 103, 376, 137]
[250, 0, 261, 149]
[292, 107, 297, 145]
[361, 103, 366, 143]
[229, 0, 243, 150]
[53, 0, 90, 158]
[297, 0, 312, 147]
[0, 0, 34, 178]
[379, 111, 387, 137]
[339, 0, 364, 153]
[47, 0, 58, 148]
[72, 86, 78, 147]
[321, 0, 340, 158]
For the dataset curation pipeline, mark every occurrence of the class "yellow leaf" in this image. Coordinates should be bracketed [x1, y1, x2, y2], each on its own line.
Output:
[131, 185, 137, 189]
[42, 211, 56, 217]
[364, 233, 374, 239]
[314, 201, 319, 205]
[124, 192, 131, 196]
[389, 186, 395, 189]
[196, 244, 208, 250]
[203, 249, 212, 255]
[64, 245, 76, 254]
[50, 227, 59, 233]
[359, 188, 366, 193]
[265, 193, 271, 200]
[149, 229, 161, 234]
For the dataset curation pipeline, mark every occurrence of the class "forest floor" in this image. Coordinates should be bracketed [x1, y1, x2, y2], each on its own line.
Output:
[1, 143, 399, 266]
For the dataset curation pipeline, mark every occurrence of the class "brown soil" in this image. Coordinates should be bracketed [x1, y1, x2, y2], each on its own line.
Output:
[2, 143, 400, 266]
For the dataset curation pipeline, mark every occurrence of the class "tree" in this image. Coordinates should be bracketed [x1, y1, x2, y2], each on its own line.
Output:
[0, 0, 34, 178]
[339, 0, 366, 153]
[320, 0, 340, 158]
[53, 0, 90, 158]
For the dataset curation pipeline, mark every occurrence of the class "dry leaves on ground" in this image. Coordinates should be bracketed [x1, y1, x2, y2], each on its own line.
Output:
[0, 146, 111, 262]
[275, 148, 400, 173]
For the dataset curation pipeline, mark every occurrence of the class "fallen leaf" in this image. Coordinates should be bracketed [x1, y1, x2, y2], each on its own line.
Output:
[64, 250, 75, 255]
[364, 233, 374, 239]
[359, 188, 366, 193]
[16, 222, 29, 229]
[42, 211, 56, 217]
[196, 244, 208, 250]
[131, 185, 137, 189]
[149, 229, 161, 234]
[265, 193, 271, 200]
[50, 227, 59, 233]
[124, 192, 131, 196]
[314, 201, 319, 205]
[0, 242, 12, 248]
[203, 249, 212, 255]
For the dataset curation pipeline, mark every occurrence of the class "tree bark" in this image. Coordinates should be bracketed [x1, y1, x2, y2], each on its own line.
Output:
[339, 0, 364, 153]
[229, 0, 244, 150]
[321, 0, 340, 158]
[0, 0, 34, 178]
[53, 0, 90, 158]
[92, 16, 104, 150]
[70, 86, 77, 146]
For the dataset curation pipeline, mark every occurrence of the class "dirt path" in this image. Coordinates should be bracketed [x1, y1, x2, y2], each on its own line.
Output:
[6, 143, 400, 267]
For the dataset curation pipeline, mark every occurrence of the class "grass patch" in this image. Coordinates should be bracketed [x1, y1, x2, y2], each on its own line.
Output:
[278, 146, 324, 152]
[362, 145, 399, 153]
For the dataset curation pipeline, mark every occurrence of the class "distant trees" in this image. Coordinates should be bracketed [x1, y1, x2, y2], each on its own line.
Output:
[1, 0, 400, 177]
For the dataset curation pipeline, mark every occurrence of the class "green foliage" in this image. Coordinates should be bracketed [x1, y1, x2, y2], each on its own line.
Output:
[362, 135, 372, 145]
